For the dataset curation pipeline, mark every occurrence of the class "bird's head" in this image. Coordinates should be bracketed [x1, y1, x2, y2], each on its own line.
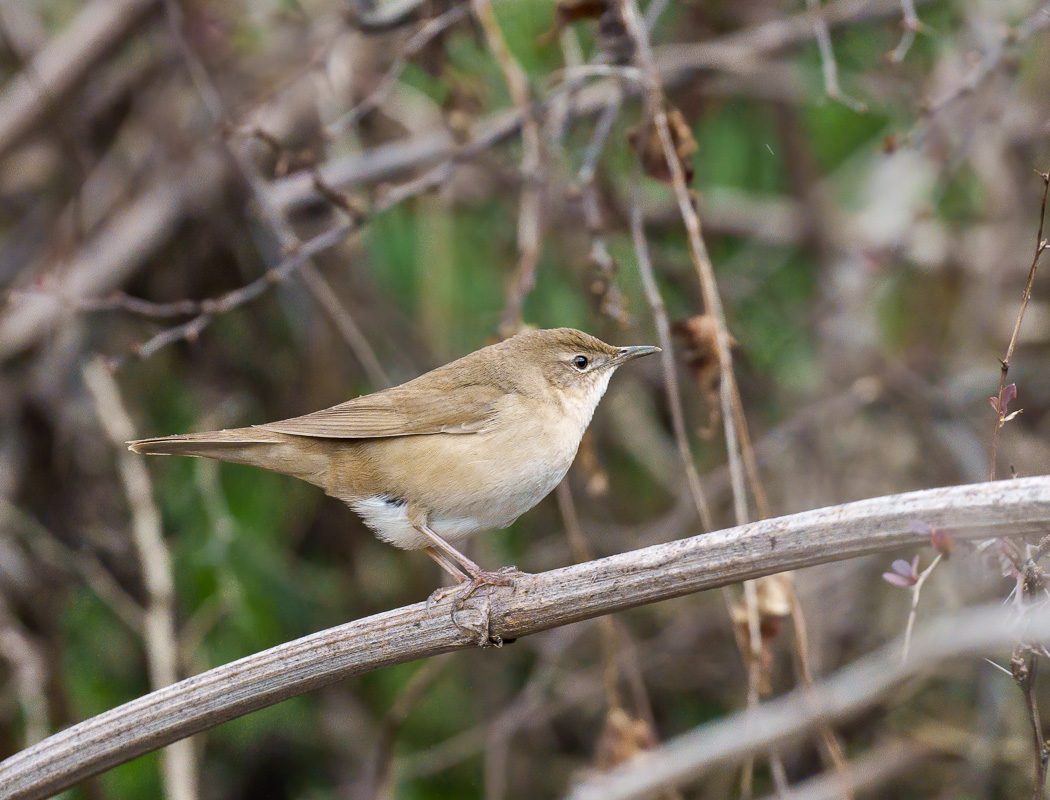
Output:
[507, 327, 660, 415]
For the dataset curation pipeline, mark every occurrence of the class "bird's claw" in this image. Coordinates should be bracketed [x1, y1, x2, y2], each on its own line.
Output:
[426, 566, 525, 642]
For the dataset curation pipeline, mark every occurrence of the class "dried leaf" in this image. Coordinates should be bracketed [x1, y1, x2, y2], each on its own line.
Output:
[586, 251, 631, 327]
[729, 576, 793, 697]
[755, 573, 793, 618]
[540, 0, 612, 46]
[575, 430, 610, 497]
[672, 315, 733, 437]
[929, 527, 954, 557]
[628, 105, 697, 185]
[557, 0, 611, 24]
[594, 707, 658, 770]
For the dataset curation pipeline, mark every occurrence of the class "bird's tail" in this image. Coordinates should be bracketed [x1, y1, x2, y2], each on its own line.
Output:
[128, 427, 329, 485]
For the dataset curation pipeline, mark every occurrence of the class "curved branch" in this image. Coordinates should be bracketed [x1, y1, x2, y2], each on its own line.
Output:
[3, 476, 1050, 799]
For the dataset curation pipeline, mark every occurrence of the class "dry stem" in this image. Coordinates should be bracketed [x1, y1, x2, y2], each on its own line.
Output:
[82, 360, 197, 800]
[901, 553, 942, 663]
[569, 603, 1040, 800]
[989, 168, 1050, 481]
[470, 0, 545, 337]
[628, 199, 713, 530]
[805, 0, 866, 111]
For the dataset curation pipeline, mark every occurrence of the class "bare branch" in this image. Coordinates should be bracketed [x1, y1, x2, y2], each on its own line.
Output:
[628, 198, 712, 529]
[271, 0, 921, 215]
[0, 152, 228, 361]
[0, 0, 158, 159]
[989, 168, 1050, 480]
[3, 477, 1050, 799]
[568, 602, 1050, 800]
[82, 360, 197, 800]
[887, 0, 923, 63]
[805, 0, 866, 112]
[327, 4, 470, 136]
[471, 0, 545, 337]
[901, 553, 942, 663]
[754, 739, 933, 800]
[0, 501, 144, 633]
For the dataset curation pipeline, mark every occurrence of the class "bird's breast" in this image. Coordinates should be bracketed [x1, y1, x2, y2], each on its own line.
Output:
[341, 394, 592, 548]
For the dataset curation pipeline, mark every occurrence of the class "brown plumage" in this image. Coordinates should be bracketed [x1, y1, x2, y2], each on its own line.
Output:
[129, 328, 659, 585]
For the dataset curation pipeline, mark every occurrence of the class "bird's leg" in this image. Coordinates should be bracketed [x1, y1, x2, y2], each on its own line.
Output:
[415, 523, 485, 577]
[415, 523, 522, 609]
[423, 547, 469, 583]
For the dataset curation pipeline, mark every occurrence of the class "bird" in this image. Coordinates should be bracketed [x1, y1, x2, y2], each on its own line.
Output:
[129, 327, 659, 593]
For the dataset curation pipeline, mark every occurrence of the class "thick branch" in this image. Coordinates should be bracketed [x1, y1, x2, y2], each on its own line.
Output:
[3, 477, 1050, 799]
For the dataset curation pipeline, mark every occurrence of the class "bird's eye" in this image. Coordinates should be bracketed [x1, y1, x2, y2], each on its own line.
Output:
[572, 355, 589, 371]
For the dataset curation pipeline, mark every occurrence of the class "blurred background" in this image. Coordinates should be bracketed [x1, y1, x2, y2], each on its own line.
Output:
[1, 0, 1050, 797]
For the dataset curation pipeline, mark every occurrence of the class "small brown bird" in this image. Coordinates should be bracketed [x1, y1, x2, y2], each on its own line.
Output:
[129, 328, 658, 591]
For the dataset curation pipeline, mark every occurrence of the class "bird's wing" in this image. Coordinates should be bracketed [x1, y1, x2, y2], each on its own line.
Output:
[256, 380, 502, 439]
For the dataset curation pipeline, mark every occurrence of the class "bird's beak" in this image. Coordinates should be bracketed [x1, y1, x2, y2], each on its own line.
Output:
[612, 345, 661, 365]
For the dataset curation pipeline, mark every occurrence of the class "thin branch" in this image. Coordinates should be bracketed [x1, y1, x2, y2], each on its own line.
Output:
[0, 600, 50, 748]
[158, 7, 390, 388]
[620, 0, 750, 528]
[922, 3, 1050, 117]
[901, 553, 942, 663]
[266, 0, 929, 214]
[82, 360, 197, 800]
[788, 588, 853, 799]
[556, 479, 656, 721]
[0, 152, 228, 362]
[628, 198, 712, 530]
[0, 0, 158, 159]
[3, 477, 1050, 799]
[471, 0, 545, 337]
[620, 7, 772, 791]
[989, 168, 1050, 480]
[568, 602, 1050, 800]
[327, 4, 470, 135]
[123, 100, 516, 365]
[0, 501, 145, 633]
[1012, 647, 1048, 800]
[804, 0, 866, 112]
[754, 739, 933, 800]
[360, 655, 452, 799]
[887, 0, 922, 63]
[296, 263, 391, 388]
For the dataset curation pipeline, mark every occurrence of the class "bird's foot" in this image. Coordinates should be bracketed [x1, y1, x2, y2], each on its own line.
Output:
[426, 566, 525, 646]
[426, 565, 523, 610]
[452, 565, 523, 608]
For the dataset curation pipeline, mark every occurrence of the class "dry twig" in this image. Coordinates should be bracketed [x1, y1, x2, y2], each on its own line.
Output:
[887, 0, 923, 63]
[804, 0, 866, 112]
[82, 360, 197, 800]
[470, 0, 545, 337]
[628, 199, 712, 530]
[0, 0, 158, 158]
[568, 602, 1050, 800]
[989, 168, 1050, 481]
[901, 553, 942, 663]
